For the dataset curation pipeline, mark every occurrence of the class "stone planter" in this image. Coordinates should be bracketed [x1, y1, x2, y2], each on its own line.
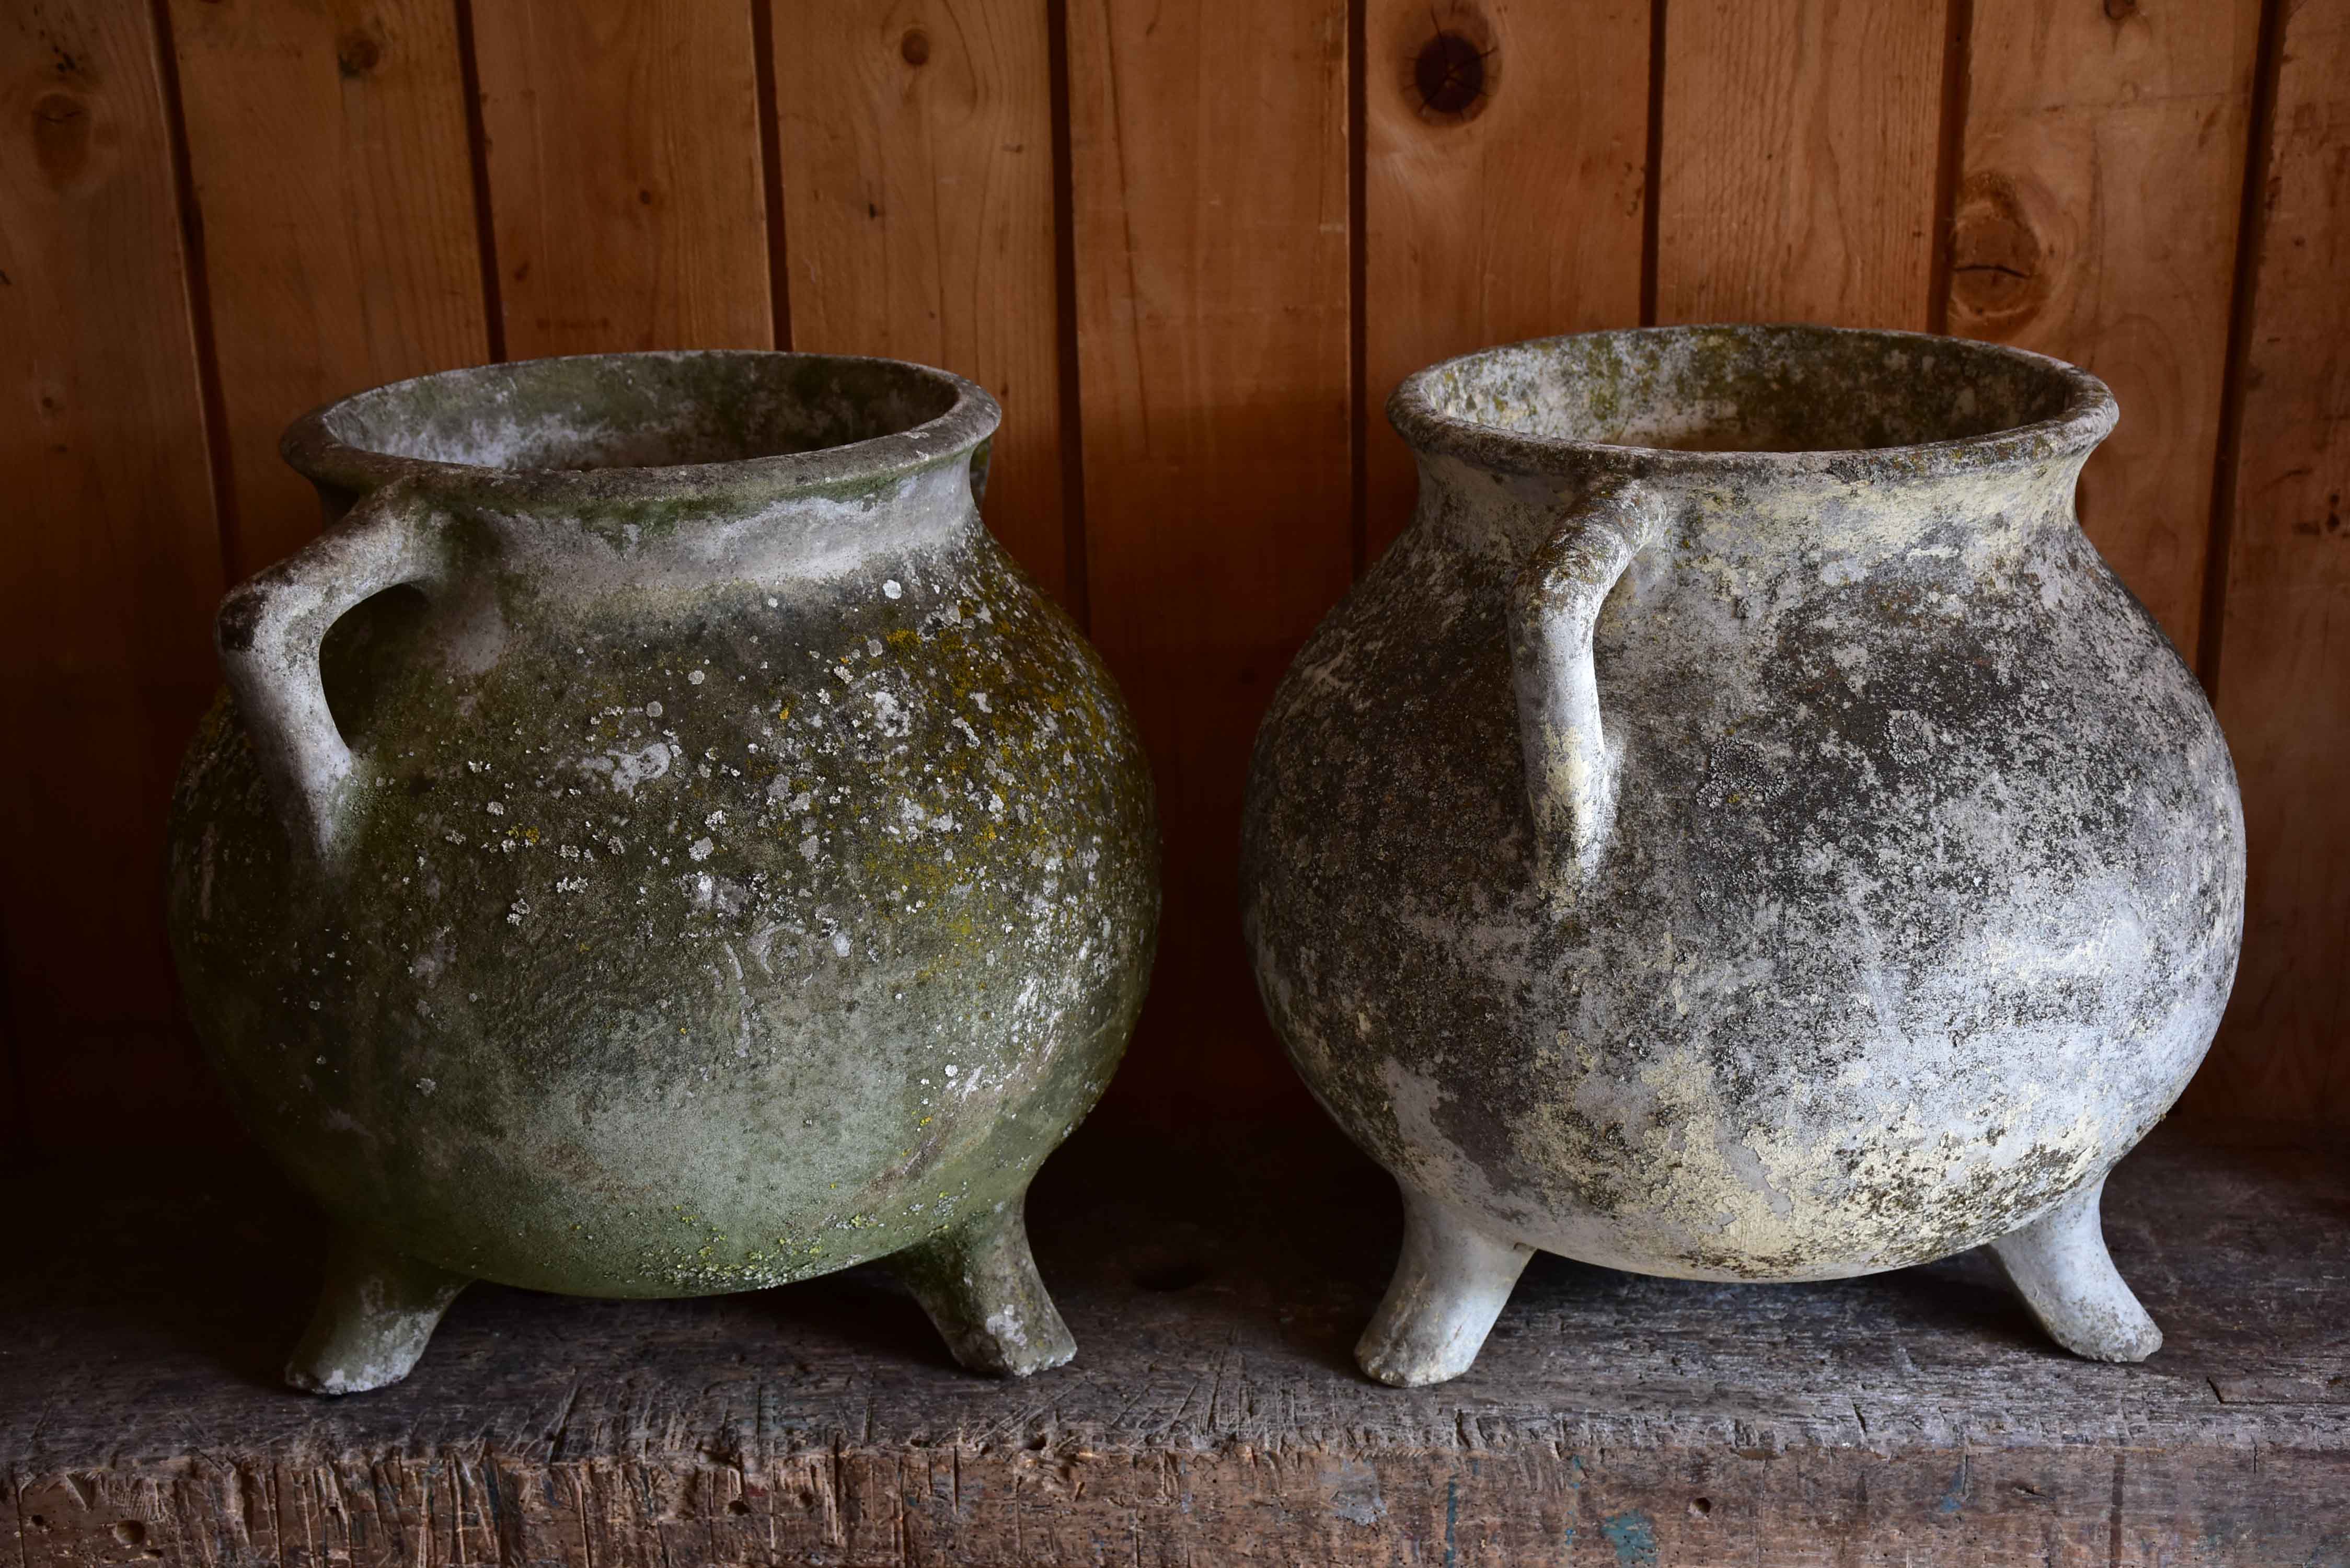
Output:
[168, 351, 1158, 1392]
[1242, 325, 2243, 1387]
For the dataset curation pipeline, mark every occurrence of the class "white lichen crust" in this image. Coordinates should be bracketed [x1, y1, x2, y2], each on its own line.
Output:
[165, 353, 1158, 1386]
[1242, 326, 2245, 1385]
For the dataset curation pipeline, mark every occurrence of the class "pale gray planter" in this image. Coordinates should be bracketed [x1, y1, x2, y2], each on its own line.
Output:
[1242, 325, 2244, 1387]
[168, 352, 1158, 1393]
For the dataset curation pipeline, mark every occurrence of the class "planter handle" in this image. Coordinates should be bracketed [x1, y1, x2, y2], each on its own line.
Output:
[215, 480, 455, 866]
[1506, 481, 1665, 892]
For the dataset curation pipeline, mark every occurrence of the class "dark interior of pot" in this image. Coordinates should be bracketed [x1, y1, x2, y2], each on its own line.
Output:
[1420, 325, 2083, 455]
[317, 352, 961, 472]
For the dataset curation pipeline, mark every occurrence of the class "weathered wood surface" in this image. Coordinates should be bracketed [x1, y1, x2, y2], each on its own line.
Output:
[4, 1125, 2344, 1565]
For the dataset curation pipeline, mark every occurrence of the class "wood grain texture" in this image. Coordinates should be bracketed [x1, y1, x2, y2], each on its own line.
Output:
[2195, 0, 2350, 1126]
[1, 0, 2345, 1149]
[774, 0, 1069, 601]
[470, 0, 771, 356]
[0, 0, 225, 1143]
[1362, 0, 1650, 558]
[1656, 0, 1948, 327]
[1065, 0, 1355, 1119]
[167, 0, 490, 579]
[1949, 0, 2260, 656]
[4, 1126, 2346, 1564]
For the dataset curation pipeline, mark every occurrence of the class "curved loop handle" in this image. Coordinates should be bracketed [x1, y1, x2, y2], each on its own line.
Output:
[967, 435, 994, 511]
[215, 480, 454, 866]
[1506, 481, 1666, 893]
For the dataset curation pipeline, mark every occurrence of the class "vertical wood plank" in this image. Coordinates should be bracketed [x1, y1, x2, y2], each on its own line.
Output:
[0, 0, 225, 1137]
[1656, 0, 1948, 327]
[774, 0, 1069, 599]
[470, 1, 771, 356]
[1066, 0, 1354, 1116]
[168, 0, 491, 579]
[2197, 0, 2350, 1126]
[1948, 0, 2262, 655]
[1362, 0, 1650, 558]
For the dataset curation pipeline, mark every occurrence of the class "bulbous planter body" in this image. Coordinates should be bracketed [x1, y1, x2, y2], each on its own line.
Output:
[168, 352, 1157, 1391]
[1242, 326, 2243, 1386]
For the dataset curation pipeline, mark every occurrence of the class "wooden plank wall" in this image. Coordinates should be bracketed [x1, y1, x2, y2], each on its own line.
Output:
[2201, 0, 2350, 1123]
[2, 0, 2342, 1150]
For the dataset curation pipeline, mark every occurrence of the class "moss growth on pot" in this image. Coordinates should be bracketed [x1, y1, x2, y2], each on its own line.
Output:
[170, 351, 1158, 1391]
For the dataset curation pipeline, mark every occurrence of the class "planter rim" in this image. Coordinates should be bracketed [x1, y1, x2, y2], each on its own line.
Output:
[1388, 323, 2117, 485]
[282, 349, 1000, 507]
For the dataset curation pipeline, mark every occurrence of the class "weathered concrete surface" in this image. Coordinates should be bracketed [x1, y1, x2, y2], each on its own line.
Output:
[1, 1123, 2343, 1566]
[1244, 325, 2245, 1382]
[165, 352, 1158, 1388]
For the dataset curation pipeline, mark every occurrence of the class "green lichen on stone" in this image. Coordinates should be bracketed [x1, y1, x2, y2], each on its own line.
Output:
[168, 351, 1159, 1318]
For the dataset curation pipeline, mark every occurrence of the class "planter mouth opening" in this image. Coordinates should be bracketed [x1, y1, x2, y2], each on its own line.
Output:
[1389, 324, 2116, 481]
[283, 350, 999, 502]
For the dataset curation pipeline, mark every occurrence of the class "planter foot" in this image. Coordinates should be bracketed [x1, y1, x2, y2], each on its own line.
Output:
[1357, 1180, 1534, 1388]
[1989, 1172, 2162, 1362]
[286, 1230, 471, 1394]
[888, 1194, 1076, 1377]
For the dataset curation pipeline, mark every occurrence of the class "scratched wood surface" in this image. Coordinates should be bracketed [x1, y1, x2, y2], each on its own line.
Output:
[773, 0, 1072, 602]
[4, 1125, 2345, 1565]
[2, 0, 2347, 1146]
[2197, 0, 2350, 1128]
[165, 0, 491, 579]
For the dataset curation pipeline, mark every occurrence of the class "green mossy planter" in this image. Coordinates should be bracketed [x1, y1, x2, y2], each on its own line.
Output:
[167, 351, 1158, 1393]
